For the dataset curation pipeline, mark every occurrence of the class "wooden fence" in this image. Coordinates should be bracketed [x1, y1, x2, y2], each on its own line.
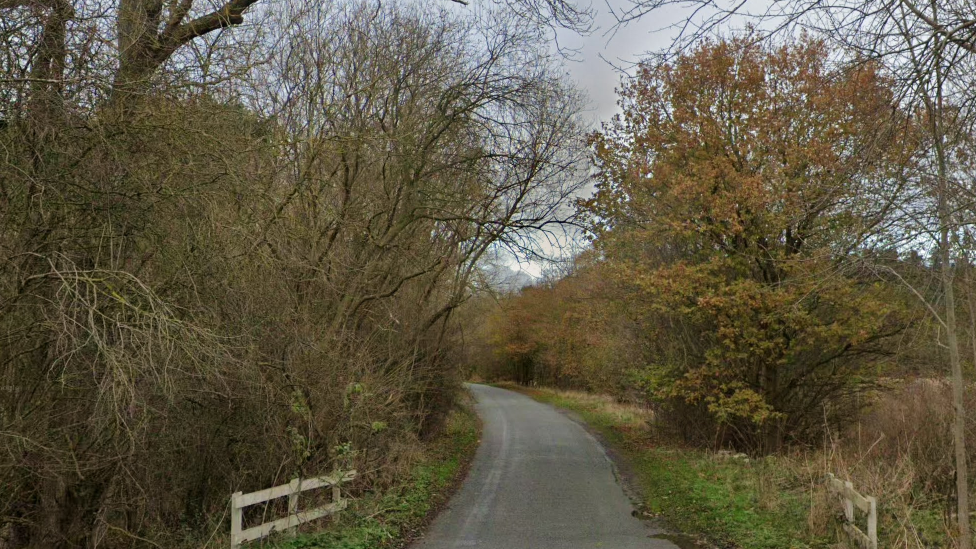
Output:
[230, 470, 356, 549]
[826, 473, 878, 549]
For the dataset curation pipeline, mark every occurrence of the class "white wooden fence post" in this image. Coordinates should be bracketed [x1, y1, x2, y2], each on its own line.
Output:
[867, 496, 878, 549]
[843, 481, 855, 523]
[287, 478, 300, 538]
[230, 491, 243, 549]
[827, 474, 879, 549]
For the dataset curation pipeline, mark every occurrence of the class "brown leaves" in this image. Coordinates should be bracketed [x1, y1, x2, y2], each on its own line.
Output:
[582, 36, 911, 451]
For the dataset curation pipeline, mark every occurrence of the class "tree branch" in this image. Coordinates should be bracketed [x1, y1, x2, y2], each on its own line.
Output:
[166, 0, 260, 49]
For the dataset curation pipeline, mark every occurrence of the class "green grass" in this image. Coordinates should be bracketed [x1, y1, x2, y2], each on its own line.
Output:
[508, 384, 830, 549]
[270, 401, 480, 549]
[627, 449, 822, 549]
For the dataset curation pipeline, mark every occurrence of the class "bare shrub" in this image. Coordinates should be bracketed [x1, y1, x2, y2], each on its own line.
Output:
[0, 1, 588, 546]
[792, 379, 976, 548]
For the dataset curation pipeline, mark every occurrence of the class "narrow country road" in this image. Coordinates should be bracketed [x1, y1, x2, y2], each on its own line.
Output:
[412, 384, 682, 549]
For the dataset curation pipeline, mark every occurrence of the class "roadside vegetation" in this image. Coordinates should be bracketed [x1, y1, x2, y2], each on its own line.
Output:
[471, 17, 976, 549]
[509, 384, 962, 549]
[272, 399, 479, 549]
[0, 0, 585, 546]
[10, 0, 976, 546]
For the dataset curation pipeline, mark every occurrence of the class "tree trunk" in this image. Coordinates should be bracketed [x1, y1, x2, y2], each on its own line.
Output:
[935, 85, 971, 546]
[942, 222, 970, 548]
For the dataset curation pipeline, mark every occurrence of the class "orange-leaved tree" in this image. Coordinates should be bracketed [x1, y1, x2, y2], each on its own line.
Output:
[482, 252, 638, 391]
[583, 36, 914, 452]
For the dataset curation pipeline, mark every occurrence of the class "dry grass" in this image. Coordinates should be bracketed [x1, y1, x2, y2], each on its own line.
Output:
[546, 388, 652, 428]
[780, 378, 966, 548]
[497, 383, 653, 429]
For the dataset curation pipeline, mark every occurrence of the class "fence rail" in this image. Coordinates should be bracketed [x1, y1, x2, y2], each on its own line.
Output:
[827, 473, 877, 549]
[230, 470, 356, 549]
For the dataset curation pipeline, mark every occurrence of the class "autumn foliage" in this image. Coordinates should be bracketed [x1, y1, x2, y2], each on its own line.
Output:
[478, 37, 917, 453]
[476, 254, 639, 393]
[586, 37, 918, 451]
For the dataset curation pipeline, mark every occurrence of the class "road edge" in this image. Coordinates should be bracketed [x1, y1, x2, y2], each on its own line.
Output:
[490, 384, 645, 509]
[275, 386, 483, 549]
[493, 382, 709, 549]
[399, 386, 484, 548]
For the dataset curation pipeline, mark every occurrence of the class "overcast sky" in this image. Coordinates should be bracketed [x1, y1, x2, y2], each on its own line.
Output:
[553, 0, 772, 125]
[491, 1, 693, 277]
[554, 1, 677, 124]
[501, 0, 762, 277]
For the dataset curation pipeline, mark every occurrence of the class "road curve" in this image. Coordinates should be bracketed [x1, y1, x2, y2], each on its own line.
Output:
[412, 384, 681, 549]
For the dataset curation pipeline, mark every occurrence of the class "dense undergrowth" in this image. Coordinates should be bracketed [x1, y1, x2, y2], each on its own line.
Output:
[508, 383, 966, 549]
[0, 1, 585, 546]
[267, 399, 480, 549]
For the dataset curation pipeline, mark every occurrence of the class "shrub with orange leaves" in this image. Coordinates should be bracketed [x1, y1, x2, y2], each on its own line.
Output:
[582, 35, 915, 453]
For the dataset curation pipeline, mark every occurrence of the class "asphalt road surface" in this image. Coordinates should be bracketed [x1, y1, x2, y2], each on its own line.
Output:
[412, 383, 683, 549]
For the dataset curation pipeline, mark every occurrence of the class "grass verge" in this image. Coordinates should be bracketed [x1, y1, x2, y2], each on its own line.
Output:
[498, 383, 830, 549]
[271, 394, 480, 549]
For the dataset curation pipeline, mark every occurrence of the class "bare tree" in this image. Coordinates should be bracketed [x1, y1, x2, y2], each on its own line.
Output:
[0, 0, 590, 545]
